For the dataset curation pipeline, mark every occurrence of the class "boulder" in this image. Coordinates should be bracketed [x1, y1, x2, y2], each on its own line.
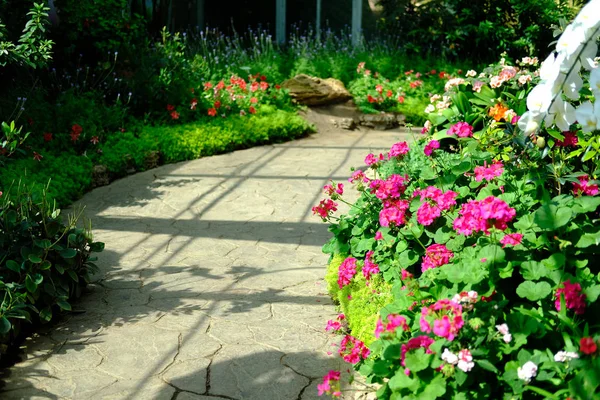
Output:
[281, 74, 352, 106]
[92, 165, 110, 188]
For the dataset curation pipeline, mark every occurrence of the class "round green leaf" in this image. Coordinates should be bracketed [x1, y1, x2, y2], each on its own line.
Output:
[516, 281, 552, 301]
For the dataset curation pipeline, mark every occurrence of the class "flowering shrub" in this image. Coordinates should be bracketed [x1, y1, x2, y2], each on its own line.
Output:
[315, 7, 600, 396]
[349, 64, 457, 125]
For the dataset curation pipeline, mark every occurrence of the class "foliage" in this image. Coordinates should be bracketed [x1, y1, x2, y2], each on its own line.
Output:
[0, 2, 53, 68]
[376, 0, 579, 61]
[316, 51, 600, 398]
[0, 183, 104, 341]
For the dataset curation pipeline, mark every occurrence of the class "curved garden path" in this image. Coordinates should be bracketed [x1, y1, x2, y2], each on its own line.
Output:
[0, 105, 412, 400]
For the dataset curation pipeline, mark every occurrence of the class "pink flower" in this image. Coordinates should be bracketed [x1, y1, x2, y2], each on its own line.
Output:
[323, 182, 344, 198]
[365, 153, 384, 167]
[573, 175, 599, 196]
[389, 141, 409, 158]
[416, 202, 441, 226]
[472, 81, 484, 92]
[326, 320, 342, 332]
[348, 170, 369, 184]
[370, 174, 409, 200]
[375, 314, 409, 338]
[457, 349, 475, 372]
[401, 336, 435, 367]
[474, 161, 504, 182]
[447, 122, 474, 138]
[379, 200, 410, 228]
[312, 199, 338, 221]
[424, 140, 440, 156]
[420, 299, 464, 341]
[374, 231, 383, 240]
[555, 280, 586, 315]
[401, 269, 413, 280]
[318, 370, 341, 396]
[453, 196, 516, 235]
[421, 244, 454, 272]
[500, 233, 523, 248]
[362, 251, 380, 280]
[337, 257, 357, 288]
[339, 335, 370, 364]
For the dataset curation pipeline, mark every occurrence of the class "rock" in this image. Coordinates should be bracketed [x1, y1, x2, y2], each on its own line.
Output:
[145, 150, 160, 170]
[358, 113, 405, 130]
[92, 165, 110, 188]
[282, 74, 352, 106]
[333, 118, 357, 130]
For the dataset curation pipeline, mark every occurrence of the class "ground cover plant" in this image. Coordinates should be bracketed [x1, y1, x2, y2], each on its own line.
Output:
[315, 2, 600, 398]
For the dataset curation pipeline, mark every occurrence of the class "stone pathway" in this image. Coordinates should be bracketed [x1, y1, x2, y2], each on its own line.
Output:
[0, 106, 412, 400]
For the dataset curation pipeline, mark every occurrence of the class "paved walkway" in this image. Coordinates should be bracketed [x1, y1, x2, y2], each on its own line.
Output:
[0, 107, 412, 400]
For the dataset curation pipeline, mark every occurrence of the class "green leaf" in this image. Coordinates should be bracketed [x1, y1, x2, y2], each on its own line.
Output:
[434, 226, 453, 244]
[0, 316, 11, 334]
[404, 348, 431, 373]
[34, 239, 52, 249]
[572, 197, 600, 214]
[396, 240, 408, 253]
[40, 260, 52, 270]
[55, 264, 64, 274]
[89, 242, 105, 252]
[476, 359, 499, 373]
[451, 160, 472, 175]
[383, 344, 401, 360]
[5, 260, 21, 273]
[388, 369, 419, 392]
[28, 254, 42, 264]
[584, 285, 600, 303]
[57, 300, 71, 311]
[398, 250, 419, 267]
[39, 306, 52, 322]
[420, 374, 447, 399]
[534, 205, 572, 230]
[516, 281, 552, 301]
[541, 254, 565, 270]
[372, 359, 393, 377]
[67, 270, 79, 282]
[59, 248, 77, 259]
[25, 275, 38, 293]
[520, 261, 547, 280]
[576, 231, 600, 248]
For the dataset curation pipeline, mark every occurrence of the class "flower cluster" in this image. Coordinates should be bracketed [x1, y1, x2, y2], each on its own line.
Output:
[555, 280, 587, 315]
[362, 251, 379, 280]
[452, 291, 478, 311]
[453, 196, 516, 235]
[388, 141, 409, 158]
[375, 314, 409, 338]
[420, 299, 465, 341]
[401, 336, 435, 370]
[339, 335, 370, 364]
[323, 181, 344, 199]
[415, 186, 458, 226]
[337, 257, 357, 289]
[325, 313, 346, 333]
[495, 323, 512, 343]
[317, 370, 341, 397]
[573, 175, 599, 196]
[473, 161, 504, 182]
[421, 244, 454, 272]
[447, 122, 474, 138]
[499, 233, 523, 248]
[312, 199, 338, 221]
[517, 361, 538, 383]
[442, 348, 475, 372]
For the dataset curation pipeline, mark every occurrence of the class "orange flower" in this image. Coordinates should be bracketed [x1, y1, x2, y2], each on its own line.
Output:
[488, 103, 509, 122]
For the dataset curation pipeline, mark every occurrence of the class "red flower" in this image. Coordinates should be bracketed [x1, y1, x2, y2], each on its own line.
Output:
[580, 337, 598, 355]
[166, 104, 175, 112]
[120, 127, 126, 133]
[216, 81, 225, 90]
[214, 101, 221, 109]
[249, 106, 257, 114]
[33, 151, 43, 161]
[275, 84, 281, 89]
[260, 81, 269, 90]
[70, 124, 83, 142]
[204, 82, 213, 90]
[367, 94, 377, 104]
[386, 90, 393, 98]
[250, 82, 259, 92]
[375, 84, 383, 94]
[90, 136, 99, 144]
[170, 111, 180, 120]
[429, 69, 437, 75]
[250, 97, 258, 104]
[190, 98, 198, 110]
[208, 108, 217, 117]
[398, 95, 405, 104]
[260, 75, 267, 81]
[43, 132, 53, 142]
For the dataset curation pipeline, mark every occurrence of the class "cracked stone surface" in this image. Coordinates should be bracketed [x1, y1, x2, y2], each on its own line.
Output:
[0, 107, 408, 399]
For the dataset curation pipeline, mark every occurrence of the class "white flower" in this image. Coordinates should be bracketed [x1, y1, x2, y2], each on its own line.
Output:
[580, 40, 598, 70]
[518, 112, 542, 134]
[573, 0, 600, 34]
[503, 333, 512, 343]
[539, 52, 565, 83]
[430, 94, 441, 103]
[554, 351, 579, 362]
[441, 348, 458, 365]
[517, 361, 538, 383]
[556, 24, 586, 58]
[466, 70, 477, 77]
[545, 97, 576, 132]
[589, 67, 600, 95]
[575, 101, 600, 133]
[518, 75, 532, 86]
[496, 323, 509, 335]
[424, 104, 435, 114]
[562, 63, 583, 100]
[527, 84, 554, 113]
[457, 349, 475, 372]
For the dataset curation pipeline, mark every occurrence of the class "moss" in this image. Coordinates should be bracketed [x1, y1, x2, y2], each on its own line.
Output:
[325, 255, 393, 346]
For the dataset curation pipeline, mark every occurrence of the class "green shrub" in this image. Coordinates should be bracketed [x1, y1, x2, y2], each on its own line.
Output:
[0, 184, 104, 344]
